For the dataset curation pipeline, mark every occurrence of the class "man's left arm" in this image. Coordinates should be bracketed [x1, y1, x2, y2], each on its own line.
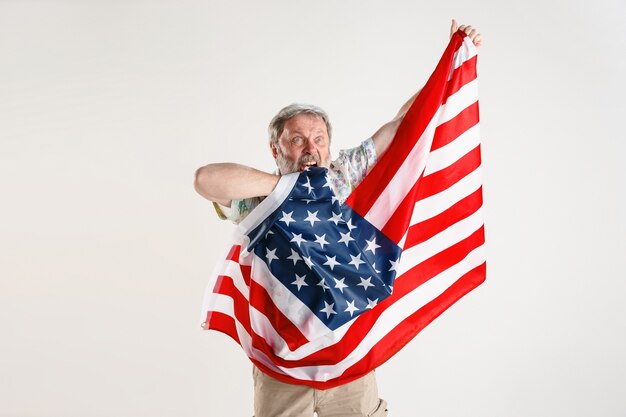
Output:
[371, 20, 482, 158]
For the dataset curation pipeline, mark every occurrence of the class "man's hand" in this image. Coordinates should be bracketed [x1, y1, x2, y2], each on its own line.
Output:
[450, 19, 483, 51]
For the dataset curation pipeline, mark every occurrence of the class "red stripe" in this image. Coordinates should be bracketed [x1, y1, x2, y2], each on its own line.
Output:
[404, 186, 483, 248]
[432, 101, 479, 151]
[415, 145, 482, 201]
[248, 278, 310, 351]
[443, 55, 478, 104]
[346, 32, 468, 217]
[207, 311, 241, 345]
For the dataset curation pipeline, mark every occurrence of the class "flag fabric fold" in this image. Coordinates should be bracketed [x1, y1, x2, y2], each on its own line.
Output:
[201, 29, 486, 389]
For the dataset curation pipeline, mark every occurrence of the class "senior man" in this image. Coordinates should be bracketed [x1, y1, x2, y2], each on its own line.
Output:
[194, 20, 482, 417]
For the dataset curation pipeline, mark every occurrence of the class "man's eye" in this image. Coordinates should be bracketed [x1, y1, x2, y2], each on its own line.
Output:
[292, 137, 303, 144]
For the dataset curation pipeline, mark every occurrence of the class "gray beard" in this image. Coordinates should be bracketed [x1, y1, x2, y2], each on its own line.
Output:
[275, 151, 299, 175]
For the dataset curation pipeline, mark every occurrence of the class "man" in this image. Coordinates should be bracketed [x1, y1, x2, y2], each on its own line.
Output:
[195, 20, 482, 417]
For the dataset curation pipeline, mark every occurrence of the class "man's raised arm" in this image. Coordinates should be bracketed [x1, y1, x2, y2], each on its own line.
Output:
[194, 163, 279, 207]
[371, 88, 421, 158]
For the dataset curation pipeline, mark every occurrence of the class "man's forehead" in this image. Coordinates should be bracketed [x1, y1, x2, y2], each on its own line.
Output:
[283, 114, 327, 133]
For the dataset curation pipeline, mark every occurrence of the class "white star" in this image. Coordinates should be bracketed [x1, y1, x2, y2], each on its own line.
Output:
[279, 211, 295, 226]
[290, 233, 306, 247]
[346, 218, 357, 231]
[333, 277, 348, 293]
[320, 301, 336, 318]
[344, 300, 359, 316]
[389, 258, 400, 272]
[287, 249, 302, 265]
[357, 276, 374, 290]
[314, 234, 329, 249]
[304, 210, 320, 227]
[331, 195, 339, 205]
[348, 253, 365, 269]
[365, 297, 379, 309]
[266, 248, 279, 264]
[323, 255, 340, 271]
[372, 262, 381, 274]
[303, 255, 315, 269]
[364, 238, 381, 255]
[266, 230, 274, 235]
[323, 174, 332, 189]
[329, 211, 343, 225]
[303, 177, 314, 194]
[302, 199, 314, 204]
[317, 278, 330, 292]
[291, 274, 308, 291]
[338, 231, 354, 246]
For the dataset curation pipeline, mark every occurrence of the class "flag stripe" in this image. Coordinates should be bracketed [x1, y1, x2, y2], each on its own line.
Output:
[416, 146, 482, 202]
[426, 123, 480, 175]
[405, 187, 483, 247]
[410, 166, 483, 226]
[432, 101, 479, 152]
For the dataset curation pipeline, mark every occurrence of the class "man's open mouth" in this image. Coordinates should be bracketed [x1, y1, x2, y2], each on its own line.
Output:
[299, 161, 318, 171]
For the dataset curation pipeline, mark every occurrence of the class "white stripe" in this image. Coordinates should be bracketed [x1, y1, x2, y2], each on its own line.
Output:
[449, 36, 478, 80]
[410, 166, 483, 225]
[424, 124, 480, 175]
[219, 258, 251, 298]
[237, 172, 299, 239]
[439, 79, 478, 125]
[248, 305, 290, 352]
[399, 207, 484, 276]
[206, 293, 235, 317]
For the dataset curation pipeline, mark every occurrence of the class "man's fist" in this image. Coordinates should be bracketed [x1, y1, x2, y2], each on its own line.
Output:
[451, 19, 483, 51]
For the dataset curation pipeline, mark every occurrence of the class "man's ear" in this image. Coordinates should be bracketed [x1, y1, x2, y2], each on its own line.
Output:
[270, 142, 278, 160]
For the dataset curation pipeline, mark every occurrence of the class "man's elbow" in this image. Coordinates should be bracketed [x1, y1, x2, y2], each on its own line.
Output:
[373, 119, 401, 157]
[194, 165, 222, 202]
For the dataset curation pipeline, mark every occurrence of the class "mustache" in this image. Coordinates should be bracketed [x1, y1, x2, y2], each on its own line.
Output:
[298, 154, 320, 165]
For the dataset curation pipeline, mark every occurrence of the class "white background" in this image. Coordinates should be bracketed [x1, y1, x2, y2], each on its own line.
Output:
[1, 1, 625, 416]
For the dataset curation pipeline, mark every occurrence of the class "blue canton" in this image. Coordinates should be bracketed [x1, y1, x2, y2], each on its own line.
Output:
[246, 167, 401, 330]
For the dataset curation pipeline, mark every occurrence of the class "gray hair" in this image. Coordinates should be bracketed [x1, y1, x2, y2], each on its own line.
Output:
[268, 103, 332, 146]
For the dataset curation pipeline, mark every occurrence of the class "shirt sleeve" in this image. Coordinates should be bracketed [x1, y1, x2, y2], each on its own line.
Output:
[212, 197, 263, 224]
[334, 137, 378, 187]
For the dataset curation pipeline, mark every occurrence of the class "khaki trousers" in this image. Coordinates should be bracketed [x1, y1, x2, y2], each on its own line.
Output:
[253, 366, 388, 417]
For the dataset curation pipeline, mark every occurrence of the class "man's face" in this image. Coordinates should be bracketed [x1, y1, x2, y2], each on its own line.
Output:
[271, 113, 331, 174]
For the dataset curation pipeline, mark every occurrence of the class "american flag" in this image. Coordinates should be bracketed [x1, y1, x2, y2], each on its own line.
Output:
[201, 29, 486, 389]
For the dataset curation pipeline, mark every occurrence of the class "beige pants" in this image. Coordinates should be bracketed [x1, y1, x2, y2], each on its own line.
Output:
[253, 366, 388, 417]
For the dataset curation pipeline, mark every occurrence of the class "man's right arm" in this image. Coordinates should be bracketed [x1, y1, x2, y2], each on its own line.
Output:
[194, 163, 280, 206]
